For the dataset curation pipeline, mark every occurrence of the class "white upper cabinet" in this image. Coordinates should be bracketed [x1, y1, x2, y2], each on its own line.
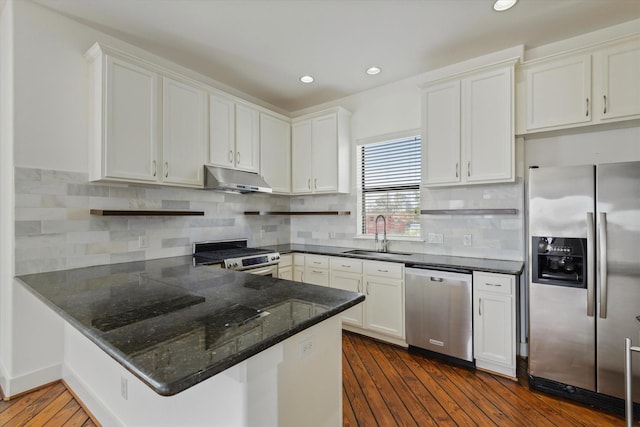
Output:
[208, 95, 260, 173]
[524, 54, 592, 131]
[208, 94, 235, 168]
[86, 44, 205, 187]
[518, 35, 640, 134]
[594, 37, 640, 122]
[291, 107, 351, 194]
[162, 77, 207, 186]
[260, 113, 291, 194]
[422, 62, 515, 187]
[234, 103, 260, 172]
[463, 67, 514, 183]
[422, 81, 461, 185]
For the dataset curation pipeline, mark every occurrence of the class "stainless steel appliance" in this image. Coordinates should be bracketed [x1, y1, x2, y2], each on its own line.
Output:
[405, 267, 473, 364]
[193, 239, 280, 276]
[528, 162, 640, 412]
[203, 165, 272, 194]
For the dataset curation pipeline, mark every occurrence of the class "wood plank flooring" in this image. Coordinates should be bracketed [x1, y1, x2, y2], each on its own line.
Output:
[0, 382, 95, 427]
[343, 331, 632, 427]
[0, 332, 634, 426]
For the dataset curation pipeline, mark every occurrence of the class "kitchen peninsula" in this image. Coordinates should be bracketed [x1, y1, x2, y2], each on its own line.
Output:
[17, 256, 364, 427]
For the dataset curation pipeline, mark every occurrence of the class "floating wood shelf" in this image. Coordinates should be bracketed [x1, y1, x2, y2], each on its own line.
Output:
[244, 211, 351, 216]
[420, 208, 518, 215]
[90, 209, 204, 216]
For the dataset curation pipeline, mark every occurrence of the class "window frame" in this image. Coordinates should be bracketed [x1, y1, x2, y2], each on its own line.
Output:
[356, 129, 422, 240]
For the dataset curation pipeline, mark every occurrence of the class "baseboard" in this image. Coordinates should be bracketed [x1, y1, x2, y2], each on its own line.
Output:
[341, 326, 408, 348]
[62, 363, 123, 427]
[0, 362, 62, 398]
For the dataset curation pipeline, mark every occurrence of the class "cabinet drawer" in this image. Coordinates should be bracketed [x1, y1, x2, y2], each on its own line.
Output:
[330, 257, 363, 273]
[305, 254, 329, 269]
[293, 253, 305, 266]
[474, 272, 514, 295]
[365, 261, 403, 279]
[279, 254, 292, 268]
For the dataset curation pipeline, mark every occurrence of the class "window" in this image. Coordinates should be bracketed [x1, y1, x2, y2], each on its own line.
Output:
[358, 135, 421, 237]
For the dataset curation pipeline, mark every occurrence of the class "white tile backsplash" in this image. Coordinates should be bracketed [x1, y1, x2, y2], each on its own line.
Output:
[14, 167, 525, 274]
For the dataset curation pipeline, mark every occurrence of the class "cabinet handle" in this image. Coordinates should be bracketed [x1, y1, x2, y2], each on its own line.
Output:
[467, 161, 471, 177]
[228, 150, 233, 163]
[455, 162, 459, 178]
[357, 279, 361, 293]
[378, 269, 389, 273]
[307, 179, 311, 190]
[236, 151, 240, 165]
[479, 298, 482, 316]
[486, 282, 502, 287]
[164, 162, 168, 178]
[341, 264, 351, 268]
[152, 160, 157, 177]
[586, 98, 589, 117]
[366, 282, 370, 295]
[314, 178, 318, 190]
[313, 261, 322, 265]
[603, 95, 607, 114]
[312, 270, 324, 274]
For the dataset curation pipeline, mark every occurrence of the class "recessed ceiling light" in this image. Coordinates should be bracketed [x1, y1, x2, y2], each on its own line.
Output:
[366, 66, 382, 76]
[493, 0, 517, 12]
[300, 75, 314, 83]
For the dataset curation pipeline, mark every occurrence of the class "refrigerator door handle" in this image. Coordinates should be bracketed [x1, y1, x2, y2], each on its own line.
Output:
[598, 212, 608, 319]
[586, 212, 595, 317]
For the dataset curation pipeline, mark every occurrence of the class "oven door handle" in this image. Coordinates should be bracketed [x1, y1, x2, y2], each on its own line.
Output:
[245, 265, 278, 276]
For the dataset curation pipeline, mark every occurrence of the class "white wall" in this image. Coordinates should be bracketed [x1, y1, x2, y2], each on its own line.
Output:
[0, 0, 14, 394]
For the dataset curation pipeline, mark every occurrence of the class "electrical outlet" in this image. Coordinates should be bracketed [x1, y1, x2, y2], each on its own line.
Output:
[427, 233, 444, 244]
[299, 337, 314, 359]
[120, 376, 128, 400]
[138, 235, 148, 249]
[463, 234, 472, 247]
[329, 231, 336, 238]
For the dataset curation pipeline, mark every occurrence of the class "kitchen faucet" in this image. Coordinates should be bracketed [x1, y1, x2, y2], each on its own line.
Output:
[374, 215, 388, 253]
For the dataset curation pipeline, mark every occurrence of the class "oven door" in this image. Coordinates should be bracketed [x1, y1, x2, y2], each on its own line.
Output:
[244, 264, 278, 277]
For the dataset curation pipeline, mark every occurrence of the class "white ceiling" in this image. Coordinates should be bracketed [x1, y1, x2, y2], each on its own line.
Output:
[34, 0, 640, 112]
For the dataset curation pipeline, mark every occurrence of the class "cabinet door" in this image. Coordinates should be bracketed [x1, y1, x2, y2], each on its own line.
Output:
[104, 56, 158, 182]
[330, 271, 363, 327]
[291, 120, 313, 194]
[463, 67, 513, 183]
[234, 103, 260, 172]
[292, 267, 304, 283]
[596, 39, 640, 121]
[304, 267, 329, 286]
[525, 54, 592, 130]
[260, 113, 291, 194]
[162, 77, 206, 186]
[311, 113, 339, 193]
[364, 277, 404, 338]
[278, 266, 292, 280]
[475, 292, 514, 366]
[209, 94, 235, 168]
[422, 81, 461, 185]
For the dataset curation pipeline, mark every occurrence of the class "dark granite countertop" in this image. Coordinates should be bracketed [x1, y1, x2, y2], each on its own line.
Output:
[261, 244, 524, 275]
[16, 256, 364, 396]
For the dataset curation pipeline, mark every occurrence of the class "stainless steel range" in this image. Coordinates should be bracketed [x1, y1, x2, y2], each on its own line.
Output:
[193, 239, 280, 276]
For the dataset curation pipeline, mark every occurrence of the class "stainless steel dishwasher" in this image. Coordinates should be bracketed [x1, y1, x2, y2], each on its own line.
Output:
[405, 266, 473, 364]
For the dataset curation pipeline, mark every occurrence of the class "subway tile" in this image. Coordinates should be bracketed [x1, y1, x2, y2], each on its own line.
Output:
[15, 221, 42, 236]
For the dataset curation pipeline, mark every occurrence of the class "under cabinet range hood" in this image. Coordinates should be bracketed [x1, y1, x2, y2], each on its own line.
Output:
[203, 165, 272, 194]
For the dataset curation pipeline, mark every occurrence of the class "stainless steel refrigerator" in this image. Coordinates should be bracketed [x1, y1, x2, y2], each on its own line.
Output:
[528, 161, 640, 409]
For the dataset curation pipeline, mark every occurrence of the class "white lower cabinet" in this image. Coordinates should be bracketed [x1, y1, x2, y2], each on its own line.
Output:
[278, 254, 292, 280]
[330, 258, 364, 327]
[362, 261, 405, 340]
[304, 255, 330, 287]
[292, 253, 305, 282]
[473, 271, 516, 378]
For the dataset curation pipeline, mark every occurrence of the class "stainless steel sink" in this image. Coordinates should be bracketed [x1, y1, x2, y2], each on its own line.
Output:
[343, 249, 412, 258]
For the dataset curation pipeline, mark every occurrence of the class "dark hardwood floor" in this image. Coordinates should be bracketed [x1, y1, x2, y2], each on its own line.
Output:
[343, 331, 632, 426]
[0, 382, 95, 427]
[1, 332, 635, 426]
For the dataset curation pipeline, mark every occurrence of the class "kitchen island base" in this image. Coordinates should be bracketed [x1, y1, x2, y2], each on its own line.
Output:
[62, 316, 342, 427]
